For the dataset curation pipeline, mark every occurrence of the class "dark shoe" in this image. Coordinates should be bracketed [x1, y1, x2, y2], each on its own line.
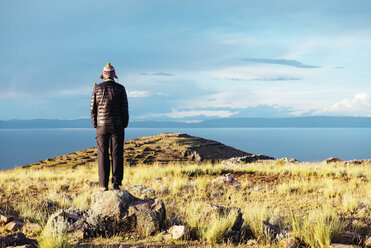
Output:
[112, 183, 120, 190]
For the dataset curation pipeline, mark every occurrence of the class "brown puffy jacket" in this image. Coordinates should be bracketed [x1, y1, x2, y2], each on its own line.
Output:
[90, 80, 129, 128]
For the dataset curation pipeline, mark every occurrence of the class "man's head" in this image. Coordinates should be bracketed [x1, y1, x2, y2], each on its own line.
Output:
[100, 62, 117, 79]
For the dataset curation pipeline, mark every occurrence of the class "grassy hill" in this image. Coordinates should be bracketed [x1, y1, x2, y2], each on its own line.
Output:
[0, 134, 370, 247]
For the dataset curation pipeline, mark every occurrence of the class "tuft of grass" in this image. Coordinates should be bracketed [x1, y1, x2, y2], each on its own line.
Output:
[202, 209, 239, 243]
[38, 225, 69, 248]
[290, 207, 345, 248]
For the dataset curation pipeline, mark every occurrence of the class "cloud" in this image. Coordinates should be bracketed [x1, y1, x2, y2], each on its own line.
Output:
[243, 58, 320, 68]
[139, 72, 174, 76]
[226, 76, 301, 81]
[322, 93, 371, 116]
[127, 91, 151, 98]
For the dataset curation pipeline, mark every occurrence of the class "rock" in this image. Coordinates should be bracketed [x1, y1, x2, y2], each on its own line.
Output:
[5, 221, 26, 231]
[129, 185, 156, 198]
[6, 245, 33, 248]
[124, 197, 166, 236]
[336, 231, 363, 245]
[279, 237, 300, 248]
[158, 185, 169, 194]
[330, 244, 361, 248]
[90, 190, 166, 237]
[246, 239, 258, 246]
[0, 214, 14, 223]
[59, 184, 70, 191]
[364, 236, 371, 247]
[37, 182, 47, 188]
[41, 198, 58, 208]
[262, 221, 281, 239]
[211, 193, 220, 198]
[325, 157, 343, 163]
[222, 154, 275, 165]
[253, 186, 263, 191]
[46, 209, 82, 235]
[90, 189, 135, 218]
[168, 225, 190, 240]
[278, 158, 300, 163]
[22, 223, 43, 237]
[211, 173, 241, 189]
[0, 232, 38, 248]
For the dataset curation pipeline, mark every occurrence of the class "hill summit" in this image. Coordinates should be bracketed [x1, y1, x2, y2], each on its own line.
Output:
[22, 133, 273, 169]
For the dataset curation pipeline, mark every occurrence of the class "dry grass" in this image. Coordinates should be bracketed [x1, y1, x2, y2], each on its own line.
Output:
[0, 160, 370, 247]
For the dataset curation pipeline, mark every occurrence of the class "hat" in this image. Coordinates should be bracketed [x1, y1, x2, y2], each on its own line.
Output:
[100, 62, 117, 79]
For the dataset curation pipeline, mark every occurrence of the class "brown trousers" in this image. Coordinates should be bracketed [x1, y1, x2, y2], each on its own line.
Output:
[96, 125, 124, 188]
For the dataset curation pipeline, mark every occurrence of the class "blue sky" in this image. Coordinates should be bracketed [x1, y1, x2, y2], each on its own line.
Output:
[1, 0, 370, 121]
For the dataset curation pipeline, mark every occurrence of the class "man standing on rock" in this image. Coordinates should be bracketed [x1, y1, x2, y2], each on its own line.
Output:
[90, 63, 129, 190]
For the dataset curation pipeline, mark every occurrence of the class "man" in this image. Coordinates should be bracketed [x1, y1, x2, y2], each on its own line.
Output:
[90, 63, 129, 190]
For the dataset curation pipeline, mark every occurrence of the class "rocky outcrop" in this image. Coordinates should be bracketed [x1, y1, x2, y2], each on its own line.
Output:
[46, 190, 166, 239]
[222, 154, 275, 165]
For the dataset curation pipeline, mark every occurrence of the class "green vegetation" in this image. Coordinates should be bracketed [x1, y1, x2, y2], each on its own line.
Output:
[0, 158, 370, 247]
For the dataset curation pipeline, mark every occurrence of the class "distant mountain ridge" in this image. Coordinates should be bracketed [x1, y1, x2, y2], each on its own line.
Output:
[1, 116, 371, 128]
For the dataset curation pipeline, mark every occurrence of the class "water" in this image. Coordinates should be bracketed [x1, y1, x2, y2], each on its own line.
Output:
[0, 128, 370, 170]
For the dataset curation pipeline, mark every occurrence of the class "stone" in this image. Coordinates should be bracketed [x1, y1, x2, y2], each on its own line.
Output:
[279, 237, 300, 248]
[246, 239, 258, 246]
[90, 189, 135, 218]
[0, 232, 38, 248]
[124, 197, 166, 236]
[222, 154, 275, 165]
[128, 185, 156, 199]
[22, 223, 43, 237]
[158, 185, 169, 194]
[59, 184, 70, 191]
[211, 173, 241, 189]
[364, 236, 371, 247]
[336, 231, 363, 245]
[278, 158, 300, 163]
[37, 182, 47, 188]
[325, 157, 343, 163]
[0, 214, 14, 223]
[262, 221, 281, 239]
[41, 198, 58, 208]
[330, 244, 361, 248]
[168, 225, 190, 240]
[5, 221, 26, 231]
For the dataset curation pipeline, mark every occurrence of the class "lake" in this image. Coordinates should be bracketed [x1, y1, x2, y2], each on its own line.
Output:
[0, 128, 370, 170]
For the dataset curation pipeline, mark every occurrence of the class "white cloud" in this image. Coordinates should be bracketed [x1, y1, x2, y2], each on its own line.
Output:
[164, 110, 238, 118]
[127, 91, 151, 98]
[322, 93, 371, 116]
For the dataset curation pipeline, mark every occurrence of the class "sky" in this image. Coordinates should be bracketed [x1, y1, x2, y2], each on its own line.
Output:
[1, 0, 371, 121]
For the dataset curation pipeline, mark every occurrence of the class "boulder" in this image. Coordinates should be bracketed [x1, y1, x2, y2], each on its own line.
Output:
[336, 231, 363, 245]
[5, 221, 26, 231]
[325, 157, 343, 164]
[168, 225, 190, 240]
[128, 185, 156, 199]
[0, 214, 14, 224]
[46, 190, 167, 239]
[0, 232, 38, 248]
[90, 189, 135, 219]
